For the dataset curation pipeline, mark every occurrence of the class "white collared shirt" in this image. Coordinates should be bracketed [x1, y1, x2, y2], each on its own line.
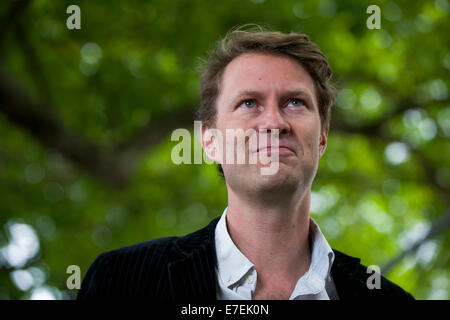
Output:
[214, 207, 339, 300]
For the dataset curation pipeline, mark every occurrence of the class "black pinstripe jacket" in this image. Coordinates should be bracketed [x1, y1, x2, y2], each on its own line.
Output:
[77, 217, 414, 300]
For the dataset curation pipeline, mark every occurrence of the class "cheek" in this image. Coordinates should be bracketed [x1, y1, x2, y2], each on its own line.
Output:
[295, 125, 321, 156]
[218, 116, 246, 130]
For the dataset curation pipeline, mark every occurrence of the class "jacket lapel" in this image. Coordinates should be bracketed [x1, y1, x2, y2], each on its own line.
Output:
[167, 218, 220, 300]
[331, 249, 368, 299]
[166, 217, 368, 300]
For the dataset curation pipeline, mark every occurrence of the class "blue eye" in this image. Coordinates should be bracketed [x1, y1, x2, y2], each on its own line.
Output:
[241, 100, 256, 109]
[288, 99, 305, 107]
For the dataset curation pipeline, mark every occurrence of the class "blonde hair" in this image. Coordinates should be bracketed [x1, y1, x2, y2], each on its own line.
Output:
[197, 24, 336, 133]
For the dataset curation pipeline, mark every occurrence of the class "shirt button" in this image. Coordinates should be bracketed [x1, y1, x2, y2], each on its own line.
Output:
[246, 275, 254, 284]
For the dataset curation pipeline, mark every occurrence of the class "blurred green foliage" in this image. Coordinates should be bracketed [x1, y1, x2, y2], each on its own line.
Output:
[0, 0, 449, 299]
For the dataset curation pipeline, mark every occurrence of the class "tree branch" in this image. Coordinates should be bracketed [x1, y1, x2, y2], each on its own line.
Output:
[14, 22, 51, 105]
[0, 0, 31, 42]
[0, 64, 129, 187]
[115, 107, 195, 157]
[330, 96, 421, 136]
[381, 207, 450, 275]
[331, 97, 450, 202]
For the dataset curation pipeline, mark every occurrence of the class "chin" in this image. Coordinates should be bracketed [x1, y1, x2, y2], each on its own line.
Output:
[223, 163, 309, 195]
[255, 165, 301, 191]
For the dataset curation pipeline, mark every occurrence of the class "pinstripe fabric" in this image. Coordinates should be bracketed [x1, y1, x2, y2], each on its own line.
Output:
[77, 217, 415, 300]
[77, 219, 219, 300]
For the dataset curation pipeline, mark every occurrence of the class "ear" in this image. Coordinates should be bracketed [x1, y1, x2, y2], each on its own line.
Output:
[201, 123, 222, 163]
[319, 124, 329, 158]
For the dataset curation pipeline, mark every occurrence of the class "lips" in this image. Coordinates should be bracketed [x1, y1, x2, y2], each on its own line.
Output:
[248, 134, 297, 155]
[256, 145, 296, 155]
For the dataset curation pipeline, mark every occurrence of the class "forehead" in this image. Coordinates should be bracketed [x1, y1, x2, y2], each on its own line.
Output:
[218, 53, 317, 100]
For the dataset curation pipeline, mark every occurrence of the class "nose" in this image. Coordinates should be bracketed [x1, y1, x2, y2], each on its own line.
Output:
[256, 101, 290, 134]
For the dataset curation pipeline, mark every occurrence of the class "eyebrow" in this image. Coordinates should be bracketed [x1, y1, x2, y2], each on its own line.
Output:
[228, 87, 316, 107]
[229, 90, 264, 105]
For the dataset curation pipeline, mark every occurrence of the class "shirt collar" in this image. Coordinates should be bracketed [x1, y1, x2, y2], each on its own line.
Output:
[215, 207, 254, 287]
[214, 207, 335, 294]
[289, 218, 335, 298]
[309, 217, 335, 281]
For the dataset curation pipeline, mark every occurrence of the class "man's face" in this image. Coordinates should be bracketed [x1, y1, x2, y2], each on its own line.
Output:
[202, 53, 328, 195]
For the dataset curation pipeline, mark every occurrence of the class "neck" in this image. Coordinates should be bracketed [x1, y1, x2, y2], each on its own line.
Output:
[225, 185, 312, 282]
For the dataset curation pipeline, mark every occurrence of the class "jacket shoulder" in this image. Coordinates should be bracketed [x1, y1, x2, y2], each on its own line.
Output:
[77, 236, 179, 300]
[77, 217, 220, 300]
[332, 249, 415, 300]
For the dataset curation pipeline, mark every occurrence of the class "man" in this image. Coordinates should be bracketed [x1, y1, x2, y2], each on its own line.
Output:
[77, 26, 414, 300]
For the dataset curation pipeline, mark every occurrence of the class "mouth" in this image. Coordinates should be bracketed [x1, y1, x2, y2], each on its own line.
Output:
[256, 146, 296, 155]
